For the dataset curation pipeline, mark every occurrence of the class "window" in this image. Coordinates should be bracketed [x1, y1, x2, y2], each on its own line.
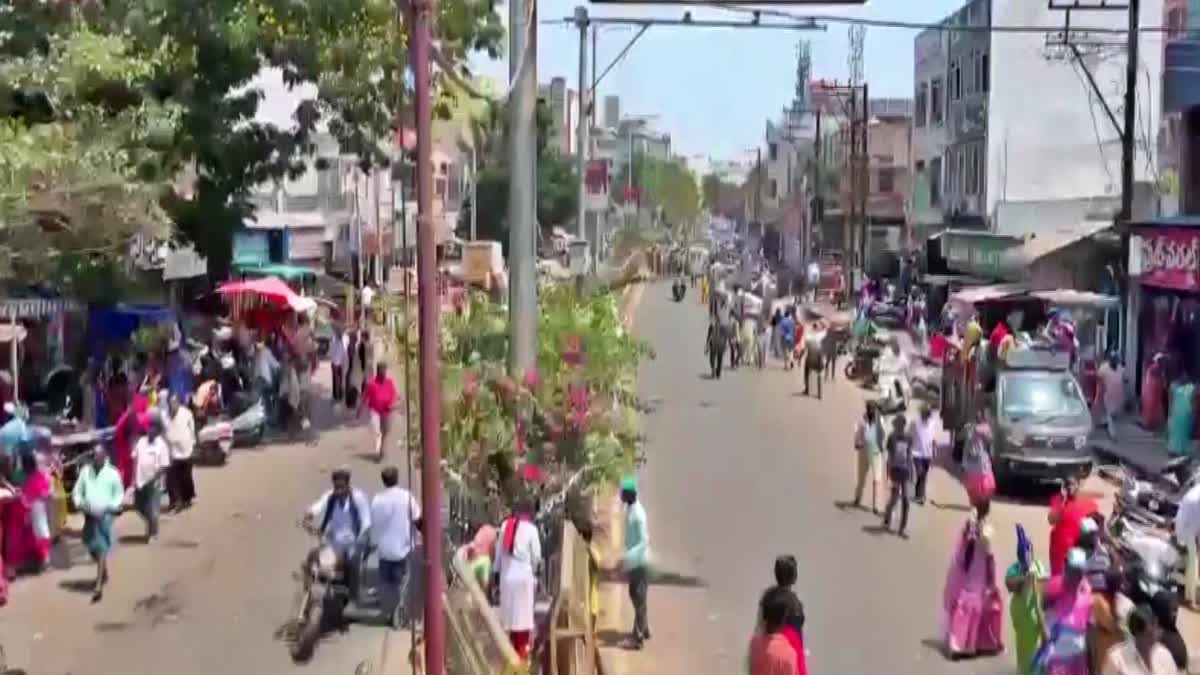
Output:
[767, 179, 778, 199]
[930, 156, 942, 206]
[980, 52, 989, 93]
[915, 83, 928, 127]
[930, 78, 944, 124]
[1169, 8, 1185, 40]
[951, 62, 962, 101]
[966, 145, 977, 196]
[877, 167, 896, 193]
[768, 143, 778, 161]
[956, 149, 965, 196]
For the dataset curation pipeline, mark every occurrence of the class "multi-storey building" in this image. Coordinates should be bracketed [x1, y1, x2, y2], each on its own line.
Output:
[911, 0, 1162, 248]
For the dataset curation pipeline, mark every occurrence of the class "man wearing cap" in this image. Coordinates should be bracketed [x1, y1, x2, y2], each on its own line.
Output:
[621, 476, 651, 649]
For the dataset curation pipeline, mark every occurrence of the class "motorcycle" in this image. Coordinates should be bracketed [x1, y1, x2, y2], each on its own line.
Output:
[289, 525, 360, 662]
[875, 372, 910, 415]
[196, 389, 266, 464]
[844, 341, 882, 384]
[1108, 513, 1184, 597]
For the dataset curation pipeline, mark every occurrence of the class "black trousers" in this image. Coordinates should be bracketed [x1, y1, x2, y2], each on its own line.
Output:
[804, 360, 823, 398]
[331, 363, 344, 403]
[913, 458, 932, 503]
[708, 343, 725, 378]
[167, 459, 195, 506]
[884, 467, 910, 532]
[627, 565, 649, 639]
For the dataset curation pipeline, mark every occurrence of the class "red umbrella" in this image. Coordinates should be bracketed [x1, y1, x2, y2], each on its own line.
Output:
[217, 276, 314, 311]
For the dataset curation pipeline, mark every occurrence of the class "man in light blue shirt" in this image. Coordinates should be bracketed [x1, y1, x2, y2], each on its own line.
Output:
[621, 476, 651, 649]
[72, 445, 124, 602]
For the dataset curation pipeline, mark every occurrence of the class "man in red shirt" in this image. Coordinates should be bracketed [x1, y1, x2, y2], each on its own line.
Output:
[1047, 475, 1099, 575]
[359, 363, 398, 461]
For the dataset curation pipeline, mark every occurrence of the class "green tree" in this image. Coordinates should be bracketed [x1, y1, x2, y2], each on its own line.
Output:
[0, 0, 503, 278]
[0, 27, 174, 292]
[615, 155, 699, 230]
[457, 98, 578, 249]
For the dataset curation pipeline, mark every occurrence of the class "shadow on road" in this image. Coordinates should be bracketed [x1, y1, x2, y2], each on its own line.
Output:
[596, 628, 636, 650]
[57, 578, 96, 594]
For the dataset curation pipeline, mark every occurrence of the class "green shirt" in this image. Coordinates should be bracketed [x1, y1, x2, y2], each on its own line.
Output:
[72, 462, 124, 516]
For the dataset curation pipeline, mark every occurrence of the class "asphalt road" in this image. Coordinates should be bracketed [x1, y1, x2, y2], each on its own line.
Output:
[608, 284, 1083, 675]
[0, 374, 415, 675]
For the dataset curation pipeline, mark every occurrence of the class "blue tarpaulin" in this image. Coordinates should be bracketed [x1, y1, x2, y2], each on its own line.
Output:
[87, 304, 176, 356]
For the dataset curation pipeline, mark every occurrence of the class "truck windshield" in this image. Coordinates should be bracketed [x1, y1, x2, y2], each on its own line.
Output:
[1000, 374, 1086, 419]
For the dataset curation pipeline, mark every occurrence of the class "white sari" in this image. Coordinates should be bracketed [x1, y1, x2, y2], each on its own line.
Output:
[494, 517, 542, 632]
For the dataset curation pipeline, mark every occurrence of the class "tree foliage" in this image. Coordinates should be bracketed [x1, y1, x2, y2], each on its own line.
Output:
[615, 154, 700, 230]
[0, 0, 503, 278]
[0, 26, 175, 287]
[701, 172, 743, 219]
[458, 98, 578, 249]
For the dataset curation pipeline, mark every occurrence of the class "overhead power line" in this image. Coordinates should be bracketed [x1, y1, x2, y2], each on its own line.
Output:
[712, 4, 1171, 34]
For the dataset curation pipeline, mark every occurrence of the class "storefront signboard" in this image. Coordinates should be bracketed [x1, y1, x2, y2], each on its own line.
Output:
[1131, 228, 1200, 291]
[940, 230, 1022, 280]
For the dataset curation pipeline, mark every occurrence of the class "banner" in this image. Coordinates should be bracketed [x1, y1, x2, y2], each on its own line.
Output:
[1132, 228, 1200, 291]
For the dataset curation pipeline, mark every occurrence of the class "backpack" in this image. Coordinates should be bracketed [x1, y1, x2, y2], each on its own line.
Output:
[320, 492, 362, 538]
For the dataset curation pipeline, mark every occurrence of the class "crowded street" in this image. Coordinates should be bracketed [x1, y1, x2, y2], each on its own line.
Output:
[0, 372, 415, 675]
[599, 283, 1197, 675]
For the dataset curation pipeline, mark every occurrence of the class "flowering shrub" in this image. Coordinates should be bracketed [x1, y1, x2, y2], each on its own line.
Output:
[388, 284, 653, 501]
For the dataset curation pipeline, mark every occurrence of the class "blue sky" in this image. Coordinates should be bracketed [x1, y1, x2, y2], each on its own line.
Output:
[469, 0, 966, 161]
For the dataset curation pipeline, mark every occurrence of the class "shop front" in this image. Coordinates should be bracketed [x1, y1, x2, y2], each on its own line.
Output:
[1127, 220, 1200, 392]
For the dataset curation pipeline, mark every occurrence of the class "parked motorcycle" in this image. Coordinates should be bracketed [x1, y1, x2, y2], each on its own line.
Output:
[1108, 514, 1184, 598]
[196, 389, 266, 464]
[289, 526, 359, 662]
[844, 342, 882, 385]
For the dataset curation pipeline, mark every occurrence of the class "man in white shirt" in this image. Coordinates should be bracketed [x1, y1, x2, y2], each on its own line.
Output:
[307, 468, 372, 599]
[165, 393, 196, 511]
[907, 403, 937, 505]
[253, 340, 280, 424]
[1175, 479, 1200, 607]
[370, 465, 422, 628]
[132, 418, 171, 542]
[329, 324, 348, 407]
[803, 321, 828, 399]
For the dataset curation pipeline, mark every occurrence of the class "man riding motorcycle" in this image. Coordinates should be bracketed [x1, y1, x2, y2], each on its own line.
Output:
[304, 468, 372, 600]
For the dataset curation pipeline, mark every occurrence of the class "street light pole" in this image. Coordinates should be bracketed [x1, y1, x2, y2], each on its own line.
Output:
[508, 0, 538, 373]
[411, 0, 445, 668]
[470, 147, 478, 241]
[574, 6, 589, 241]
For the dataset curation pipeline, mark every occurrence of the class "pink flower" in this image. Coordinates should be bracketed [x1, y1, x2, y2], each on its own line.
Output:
[520, 462, 544, 483]
[522, 368, 542, 391]
[490, 375, 518, 402]
[462, 370, 479, 401]
[562, 335, 584, 366]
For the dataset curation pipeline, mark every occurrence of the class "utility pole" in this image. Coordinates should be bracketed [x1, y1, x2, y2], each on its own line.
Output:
[846, 85, 857, 298]
[860, 81, 869, 273]
[1120, 0, 1139, 224]
[411, 0, 445, 667]
[811, 107, 822, 268]
[591, 25, 598, 129]
[754, 146, 762, 224]
[469, 147, 478, 241]
[574, 6, 589, 241]
[508, 0, 537, 373]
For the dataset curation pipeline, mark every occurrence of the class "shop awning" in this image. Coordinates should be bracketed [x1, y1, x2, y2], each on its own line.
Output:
[1031, 289, 1120, 310]
[949, 283, 1030, 306]
[0, 297, 82, 320]
[1001, 222, 1113, 268]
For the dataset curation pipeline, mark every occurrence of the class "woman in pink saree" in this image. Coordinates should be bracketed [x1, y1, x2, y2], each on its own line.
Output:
[943, 502, 1004, 658]
[1, 451, 51, 575]
[1035, 548, 1092, 675]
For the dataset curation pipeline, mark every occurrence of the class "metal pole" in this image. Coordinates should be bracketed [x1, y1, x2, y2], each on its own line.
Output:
[1120, 0, 1139, 223]
[355, 171, 364, 294]
[811, 107, 821, 268]
[591, 25, 598, 128]
[575, 6, 589, 240]
[470, 148, 478, 241]
[754, 147, 762, 223]
[375, 170, 384, 287]
[412, 0, 446, 667]
[860, 82, 869, 272]
[845, 87, 856, 298]
[508, 0, 537, 373]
